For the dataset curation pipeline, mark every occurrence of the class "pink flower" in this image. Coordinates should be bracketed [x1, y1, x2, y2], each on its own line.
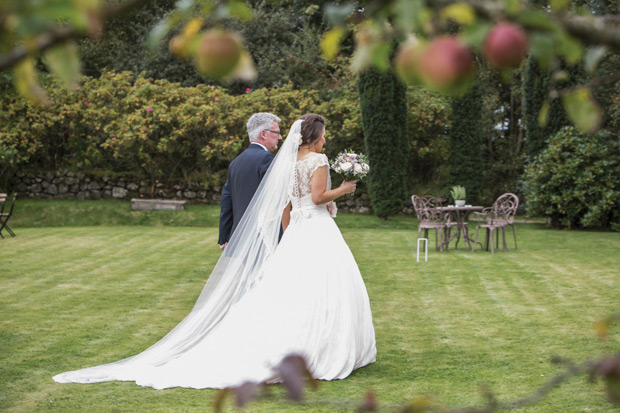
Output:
[214, 98, 218, 102]
[437, 120, 442, 124]
[245, 88, 251, 93]
[111, 138, 116, 141]
[147, 108, 152, 113]
[84, 103, 90, 108]
[70, 114, 75, 118]
[143, 129, 147, 133]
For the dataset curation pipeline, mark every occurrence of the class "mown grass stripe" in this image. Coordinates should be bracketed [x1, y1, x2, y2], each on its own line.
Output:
[1, 221, 620, 411]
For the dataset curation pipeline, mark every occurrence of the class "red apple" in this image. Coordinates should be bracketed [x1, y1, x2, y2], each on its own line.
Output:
[418, 36, 474, 93]
[484, 22, 528, 69]
[195, 30, 242, 79]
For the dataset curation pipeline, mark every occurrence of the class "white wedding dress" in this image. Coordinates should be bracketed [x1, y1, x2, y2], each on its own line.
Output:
[53, 123, 376, 389]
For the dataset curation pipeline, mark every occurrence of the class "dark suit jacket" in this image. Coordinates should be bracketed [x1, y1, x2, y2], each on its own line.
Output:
[218, 143, 274, 244]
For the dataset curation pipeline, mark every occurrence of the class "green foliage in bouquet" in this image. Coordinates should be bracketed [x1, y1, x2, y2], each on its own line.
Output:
[330, 150, 370, 181]
[524, 126, 620, 230]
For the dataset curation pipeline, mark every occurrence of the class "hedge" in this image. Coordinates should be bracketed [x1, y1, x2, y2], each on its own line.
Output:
[0, 70, 451, 199]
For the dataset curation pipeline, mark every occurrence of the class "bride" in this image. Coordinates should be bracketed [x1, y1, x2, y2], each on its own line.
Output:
[53, 114, 376, 389]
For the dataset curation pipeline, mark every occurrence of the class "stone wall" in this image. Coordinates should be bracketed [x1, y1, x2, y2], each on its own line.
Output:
[9, 170, 222, 203]
[8, 169, 414, 215]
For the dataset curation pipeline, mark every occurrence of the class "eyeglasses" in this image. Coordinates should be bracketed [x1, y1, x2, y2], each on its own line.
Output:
[264, 129, 281, 136]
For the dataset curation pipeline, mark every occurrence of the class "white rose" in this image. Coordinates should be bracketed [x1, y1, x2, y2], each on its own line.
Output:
[340, 162, 352, 171]
[354, 163, 363, 173]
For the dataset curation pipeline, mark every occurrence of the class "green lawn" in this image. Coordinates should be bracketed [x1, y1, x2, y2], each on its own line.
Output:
[1, 200, 620, 412]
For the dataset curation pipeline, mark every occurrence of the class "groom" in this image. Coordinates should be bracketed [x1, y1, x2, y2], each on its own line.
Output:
[218, 112, 282, 250]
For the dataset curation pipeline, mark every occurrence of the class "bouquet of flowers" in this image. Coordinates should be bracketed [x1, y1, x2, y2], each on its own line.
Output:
[330, 150, 370, 181]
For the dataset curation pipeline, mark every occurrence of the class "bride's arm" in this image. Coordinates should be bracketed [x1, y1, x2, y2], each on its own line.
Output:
[281, 202, 291, 232]
[311, 165, 356, 205]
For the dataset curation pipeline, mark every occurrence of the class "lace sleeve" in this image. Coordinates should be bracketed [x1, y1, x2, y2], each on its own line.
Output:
[310, 154, 329, 175]
[312, 154, 332, 192]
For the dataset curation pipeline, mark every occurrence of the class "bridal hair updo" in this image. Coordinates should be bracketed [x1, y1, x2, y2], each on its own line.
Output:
[299, 114, 325, 147]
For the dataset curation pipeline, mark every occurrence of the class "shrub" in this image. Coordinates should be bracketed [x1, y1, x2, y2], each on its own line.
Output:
[1, 68, 451, 208]
[1, 72, 321, 188]
[523, 126, 620, 230]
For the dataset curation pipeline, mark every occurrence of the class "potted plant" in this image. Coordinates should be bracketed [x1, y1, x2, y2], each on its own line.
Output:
[451, 185, 466, 206]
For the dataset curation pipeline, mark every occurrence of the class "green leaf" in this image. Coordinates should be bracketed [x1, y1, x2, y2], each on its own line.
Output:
[44, 41, 81, 89]
[529, 34, 555, 69]
[584, 45, 607, 73]
[305, 4, 320, 16]
[228, 0, 252, 21]
[393, 0, 426, 33]
[538, 101, 549, 128]
[550, 0, 571, 11]
[562, 88, 602, 133]
[460, 21, 492, 52]
[320, 27, 346, 61]
[440, 2, 476, 26]
[502, 0, 521, 15]
[200, 1, 216, 16]
[14, 58, 49, 105]
[516, 10, 556, 31]
[371, 42, 393, 72]
[555, 30, 583, 65]
[324, 3, 355, 27]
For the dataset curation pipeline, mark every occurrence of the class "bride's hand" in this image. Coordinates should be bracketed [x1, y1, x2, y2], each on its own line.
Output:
[340, 180, 357, 195]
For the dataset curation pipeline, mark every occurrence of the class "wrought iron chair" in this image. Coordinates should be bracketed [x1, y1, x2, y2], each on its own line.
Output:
[412, 195, 451, 252]
[472, 193, 519, 253]
[0, 193, 16, 238]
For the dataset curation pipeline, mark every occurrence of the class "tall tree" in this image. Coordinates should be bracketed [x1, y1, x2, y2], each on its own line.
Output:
[78, 0, 334, 92]
[523, 58, 584, 159]
[448, 83, 483, 205]
[358, 68, 408, 218]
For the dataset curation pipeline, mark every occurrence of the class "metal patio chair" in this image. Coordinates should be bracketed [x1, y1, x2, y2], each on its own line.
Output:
[0, 193, 17, 238]
[412, 195, 451, 252]
[472, 193, 519, 253]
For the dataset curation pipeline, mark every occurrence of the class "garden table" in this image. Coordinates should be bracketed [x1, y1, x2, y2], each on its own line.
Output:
[435, 205, 483, 251]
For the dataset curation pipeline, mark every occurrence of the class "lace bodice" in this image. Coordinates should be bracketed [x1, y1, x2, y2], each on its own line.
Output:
[290, 153, 331, 202]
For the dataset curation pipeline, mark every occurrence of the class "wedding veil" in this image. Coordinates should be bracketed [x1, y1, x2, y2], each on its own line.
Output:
[53, 119, 303, 383]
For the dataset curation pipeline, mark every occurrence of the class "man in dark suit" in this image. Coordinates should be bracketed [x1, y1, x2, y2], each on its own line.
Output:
[218, 113, 282, 249]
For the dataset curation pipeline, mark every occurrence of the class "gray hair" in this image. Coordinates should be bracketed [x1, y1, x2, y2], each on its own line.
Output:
[247, 113, 281, 142]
